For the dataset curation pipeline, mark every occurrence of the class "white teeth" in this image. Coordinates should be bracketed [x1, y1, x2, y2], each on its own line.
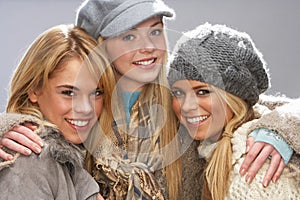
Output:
[133, 59, 155, 66]
[186, 115, 209, 124]
[67, 119, 89, 127]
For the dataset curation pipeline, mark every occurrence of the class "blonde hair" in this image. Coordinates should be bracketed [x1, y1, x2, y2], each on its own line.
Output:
[6, 24, 115, 126]
[90, 29, 182, 199]
[203, 86, 255, 200]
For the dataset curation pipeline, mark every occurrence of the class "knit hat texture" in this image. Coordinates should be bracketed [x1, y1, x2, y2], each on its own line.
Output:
[75, 0, 174, 39]
[168, 23, 270, 105]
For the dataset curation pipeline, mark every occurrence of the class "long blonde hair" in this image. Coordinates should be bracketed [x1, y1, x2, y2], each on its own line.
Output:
[90, 28, 182, 199]
[6, 24, 115, 125]
[203, 86, 255, 200]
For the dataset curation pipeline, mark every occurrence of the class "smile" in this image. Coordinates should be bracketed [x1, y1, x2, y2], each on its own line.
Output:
[186, 115, 209, 124]
[133, 58, 156, 66]
[66, 119, 89, 127]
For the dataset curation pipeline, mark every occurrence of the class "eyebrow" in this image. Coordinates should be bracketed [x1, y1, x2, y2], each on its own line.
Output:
[192, 85, 209, 90]
[56, 85, 79, 91]
[172, 84, 209, 91]
[56, 85, 102, 92]
[131, 20, 163, 31]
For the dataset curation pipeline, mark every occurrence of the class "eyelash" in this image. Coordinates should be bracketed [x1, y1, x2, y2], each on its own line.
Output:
[197, 89, 210, 95]
[171, 89, 211, 98]
[61, 90, 74, 97]
[122, 28, 163, 41]
[61, 89, 104, 97]
[151, 29, 162, 36]
[123, 34, 134, 41]
[171, 89, 184, 97]
[93, 89, 104, 97]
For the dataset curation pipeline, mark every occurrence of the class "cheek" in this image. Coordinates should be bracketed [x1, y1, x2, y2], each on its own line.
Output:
[154, 35, 167, 50]
[108, 44, 135, 62]
[94, 98, 104, 118]
[112, 52, 134, 70]
[157, 49, 166, 63]
[172, 99, 182, 119]
[210, 103, 230, 128]
[224, 105, 234, 123]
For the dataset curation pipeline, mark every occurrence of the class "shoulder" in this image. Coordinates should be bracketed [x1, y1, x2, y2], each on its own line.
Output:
[0, 152, 67, 199]
[257, 94, 292, 110]
[40, 126, 85, 168]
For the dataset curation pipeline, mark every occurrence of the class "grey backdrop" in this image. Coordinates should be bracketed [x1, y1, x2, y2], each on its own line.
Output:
[1, 0, 299, 112]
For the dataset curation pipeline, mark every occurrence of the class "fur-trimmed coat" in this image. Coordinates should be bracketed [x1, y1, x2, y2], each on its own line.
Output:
[0, 113, 99, 200]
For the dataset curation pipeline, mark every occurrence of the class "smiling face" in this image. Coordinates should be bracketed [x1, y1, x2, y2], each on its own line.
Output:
[105, 16, 167, 92]
[29, 58, 104, 144]
[171, 80, 233, 141]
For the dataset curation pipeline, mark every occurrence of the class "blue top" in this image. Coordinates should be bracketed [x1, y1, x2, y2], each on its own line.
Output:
[121, 91, 141, 123]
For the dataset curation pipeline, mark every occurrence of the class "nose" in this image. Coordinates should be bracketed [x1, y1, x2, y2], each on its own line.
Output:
[73, 96, 93, 115]
[138, 36, 155, 53]
[181, 93, 198, 113]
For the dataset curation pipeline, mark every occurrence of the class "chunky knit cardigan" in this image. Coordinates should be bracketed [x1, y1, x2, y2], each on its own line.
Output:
[198, 96, 300, 199]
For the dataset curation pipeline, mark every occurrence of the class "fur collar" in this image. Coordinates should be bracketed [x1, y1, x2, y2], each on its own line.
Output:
[0, 113, 85, 172]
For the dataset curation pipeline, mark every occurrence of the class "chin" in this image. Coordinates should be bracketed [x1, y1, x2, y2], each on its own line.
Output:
[68, 135, 87, 144]
[193, 135, 206, 141]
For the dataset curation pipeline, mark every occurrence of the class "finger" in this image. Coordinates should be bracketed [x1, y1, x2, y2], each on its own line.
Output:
[1, 137, 32, 156]
[23, 122, 38, 131]
[272, 158, 286, 183]
[240, 142, 264, 176]
[97, 194, 104, 200]
[10, 125, 44, 147]
[2, 129, 42, 154]
[0, 148, 14, 161]
[244, 143, 274, 183]
[262, 152, 281, 187]
[246, 137, 255, 153]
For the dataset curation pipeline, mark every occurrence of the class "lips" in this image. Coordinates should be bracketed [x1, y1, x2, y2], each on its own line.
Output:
[132, 57, 157, 69]
[65, 119, 91, 131]
[66, 119, 89, 127]
[186, 115, 209, 125]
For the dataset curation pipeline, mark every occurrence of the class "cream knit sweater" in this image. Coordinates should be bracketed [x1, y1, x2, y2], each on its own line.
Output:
[198, 97, 300, 199]
[228, 119, 299, 199]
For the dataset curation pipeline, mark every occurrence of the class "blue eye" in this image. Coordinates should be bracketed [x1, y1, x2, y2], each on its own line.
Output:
[150, 29, 162, 36]
[123, 34, 135, 41]
[171, 89, 184, 98]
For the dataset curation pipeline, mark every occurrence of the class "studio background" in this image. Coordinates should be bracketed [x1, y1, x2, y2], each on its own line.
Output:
[1, 0, 299, 112]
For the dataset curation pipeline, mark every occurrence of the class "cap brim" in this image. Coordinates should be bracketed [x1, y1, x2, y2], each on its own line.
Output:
[100, 2, 174, 38]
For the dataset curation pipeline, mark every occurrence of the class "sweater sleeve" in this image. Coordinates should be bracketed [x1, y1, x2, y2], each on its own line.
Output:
[249, 98, 300, 154]
[0, 112, 41, 140]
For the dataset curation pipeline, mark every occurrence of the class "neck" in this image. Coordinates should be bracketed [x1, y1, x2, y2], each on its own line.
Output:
[115, 74, 145, 92]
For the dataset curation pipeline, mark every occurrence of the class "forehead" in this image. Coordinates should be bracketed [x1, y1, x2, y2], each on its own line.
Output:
[50, 58, 98, 85]
[172, 80, 208, 89]
[133, 16, 163, 29]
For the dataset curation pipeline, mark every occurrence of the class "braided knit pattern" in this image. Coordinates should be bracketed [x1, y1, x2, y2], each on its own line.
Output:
[228, 119, 300, 199]
[168, 23, 270, 105]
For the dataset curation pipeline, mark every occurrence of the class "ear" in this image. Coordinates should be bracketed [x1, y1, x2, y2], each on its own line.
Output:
[28, 89, 39, 103]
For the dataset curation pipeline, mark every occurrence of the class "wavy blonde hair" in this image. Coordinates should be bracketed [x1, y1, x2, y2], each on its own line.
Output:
[87, 27, 182, 199]
[6, 24, 115, 128]
[203, 86, 255, 200]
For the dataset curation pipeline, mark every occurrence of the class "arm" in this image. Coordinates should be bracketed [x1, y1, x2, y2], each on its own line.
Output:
[0, 113, 44, 160]
[249, 98, 300, 153]
[239, 96, 300, 186]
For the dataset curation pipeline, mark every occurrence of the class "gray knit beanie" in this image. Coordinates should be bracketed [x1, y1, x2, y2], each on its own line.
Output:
[168, 23, 270, 106]
[75, 0, 175, 39]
